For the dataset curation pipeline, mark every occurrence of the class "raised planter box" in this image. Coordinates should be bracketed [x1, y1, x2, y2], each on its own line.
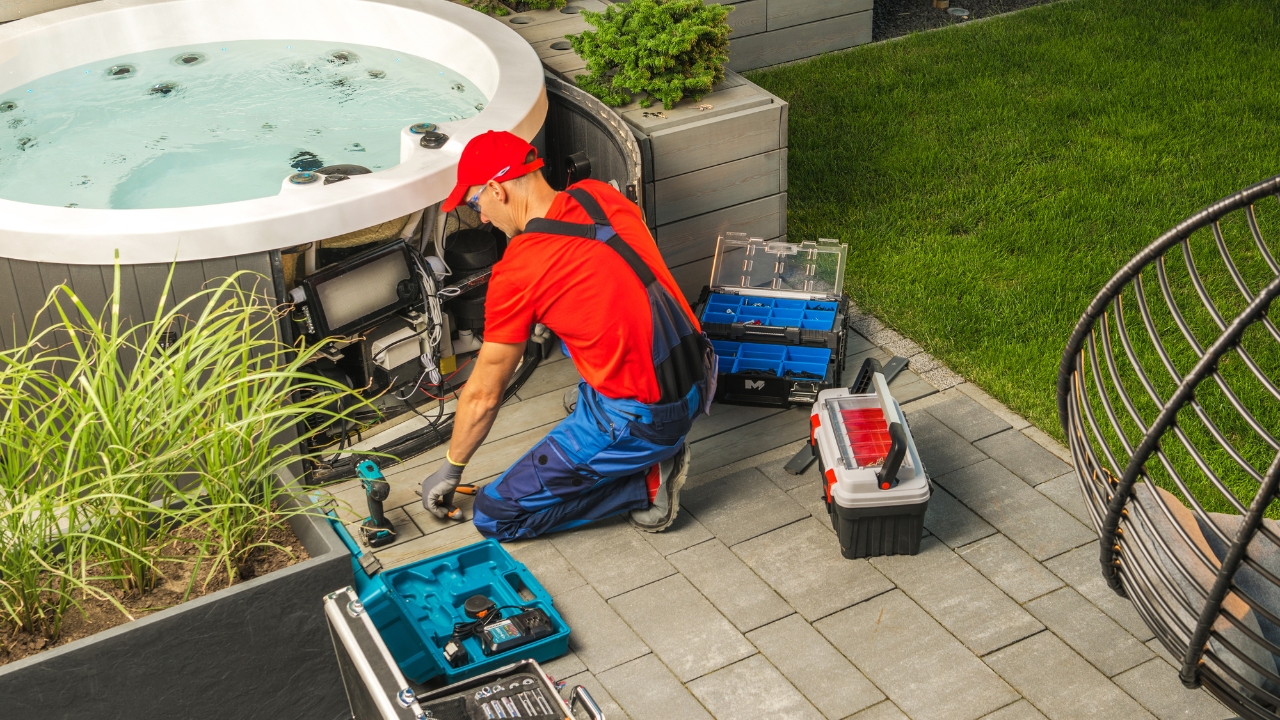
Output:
[0, 503, 354, 720]
[511, 3, 791, 301]
[719, 0, 873, 71]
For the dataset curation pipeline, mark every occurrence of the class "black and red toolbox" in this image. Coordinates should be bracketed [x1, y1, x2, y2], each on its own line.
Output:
[696, 233, 850, 408]
[810, 359, 931, 558]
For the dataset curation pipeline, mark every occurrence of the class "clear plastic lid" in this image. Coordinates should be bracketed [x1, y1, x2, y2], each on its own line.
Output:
[709, 233, 847, 299]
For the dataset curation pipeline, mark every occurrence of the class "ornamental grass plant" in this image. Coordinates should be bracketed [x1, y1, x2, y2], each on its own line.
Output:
[569, 0, 731, 109]
[0, 268, 366, 643]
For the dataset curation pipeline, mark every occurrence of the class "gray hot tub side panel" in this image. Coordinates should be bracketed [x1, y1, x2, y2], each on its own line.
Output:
[0, 252, 277, 351]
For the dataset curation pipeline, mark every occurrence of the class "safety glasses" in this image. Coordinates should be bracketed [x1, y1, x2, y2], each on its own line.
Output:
[466, 166, 511, 214]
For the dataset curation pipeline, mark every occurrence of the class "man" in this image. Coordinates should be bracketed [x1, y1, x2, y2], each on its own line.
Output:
[419, 131, 714, 541]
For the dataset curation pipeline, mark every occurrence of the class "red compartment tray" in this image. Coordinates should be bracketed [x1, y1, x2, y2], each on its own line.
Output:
[840, 408, 891, 467]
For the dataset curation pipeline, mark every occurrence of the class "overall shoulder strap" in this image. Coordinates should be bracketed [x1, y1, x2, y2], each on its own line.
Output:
[565, 188, 658, 286]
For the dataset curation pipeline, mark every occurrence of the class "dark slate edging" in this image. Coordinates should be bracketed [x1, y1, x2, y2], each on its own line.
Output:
[0, 506, 353, 720]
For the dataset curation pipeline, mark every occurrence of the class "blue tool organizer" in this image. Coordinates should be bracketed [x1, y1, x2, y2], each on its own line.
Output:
[711, 340, 832, 379]
[329, 516, 570, 685]
[701, 293, 839, 332]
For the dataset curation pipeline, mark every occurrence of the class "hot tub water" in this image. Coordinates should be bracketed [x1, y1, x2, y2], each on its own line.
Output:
[0, 40, 488, 210]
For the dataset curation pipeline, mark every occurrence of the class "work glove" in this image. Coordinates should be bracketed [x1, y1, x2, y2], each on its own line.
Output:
[422, 456, 467, 520]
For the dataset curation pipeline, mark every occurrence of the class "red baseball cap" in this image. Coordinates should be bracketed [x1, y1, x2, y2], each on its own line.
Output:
[441, 130, 545, 212]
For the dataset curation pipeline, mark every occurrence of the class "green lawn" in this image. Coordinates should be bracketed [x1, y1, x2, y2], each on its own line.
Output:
[747, 0, 1280, 441]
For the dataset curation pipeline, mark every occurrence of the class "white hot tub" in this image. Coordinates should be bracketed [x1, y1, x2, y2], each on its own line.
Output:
[0, 0, 547, 266]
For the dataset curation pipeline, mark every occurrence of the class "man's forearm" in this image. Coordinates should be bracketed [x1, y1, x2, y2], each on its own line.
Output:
[448, 385, 502, 464]
[443, 340, 526, 465]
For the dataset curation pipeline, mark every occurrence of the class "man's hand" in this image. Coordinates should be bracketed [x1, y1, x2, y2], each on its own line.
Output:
[422, 459, 466, 520]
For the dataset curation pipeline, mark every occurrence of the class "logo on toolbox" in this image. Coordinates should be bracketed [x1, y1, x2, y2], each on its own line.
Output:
[745, 380, 766, 390]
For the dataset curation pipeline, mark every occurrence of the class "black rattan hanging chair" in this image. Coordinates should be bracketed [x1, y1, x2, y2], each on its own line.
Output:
[1059, 174, 1280, 719]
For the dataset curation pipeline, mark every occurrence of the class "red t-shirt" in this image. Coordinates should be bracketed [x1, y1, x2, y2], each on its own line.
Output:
[483, 180, 699, 403]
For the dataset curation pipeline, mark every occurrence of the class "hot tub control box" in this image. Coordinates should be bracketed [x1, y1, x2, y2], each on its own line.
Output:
[811, 359, 930, 558]
[696, 233, 850, 407]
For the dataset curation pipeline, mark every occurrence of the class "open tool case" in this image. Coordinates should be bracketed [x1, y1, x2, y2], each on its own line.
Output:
[324, 585, 599, 720]
[695, 233, 849, 407]
[329, 518, 571, 686]
[811, 360, 931, 558]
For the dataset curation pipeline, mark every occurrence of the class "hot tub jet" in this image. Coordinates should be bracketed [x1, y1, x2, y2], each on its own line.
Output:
[150, 82, 178, 96]
[106, 64, 136, 79]
[172, 52, 207, 67]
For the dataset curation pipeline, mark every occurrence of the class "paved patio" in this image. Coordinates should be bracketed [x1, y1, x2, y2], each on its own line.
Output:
[325, 319, 1233, 720]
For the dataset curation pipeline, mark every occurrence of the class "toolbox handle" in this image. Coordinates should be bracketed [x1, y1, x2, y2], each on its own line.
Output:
[571, 685, 606, 720]
[850, 357, 882, 394]
[876, 422, 908, 491]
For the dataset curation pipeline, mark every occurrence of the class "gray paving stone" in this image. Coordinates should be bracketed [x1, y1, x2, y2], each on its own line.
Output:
[926, 395, 1012, 442]
[635, 510, 714, 555]
[549, 516, 676, 598]
[1145, 637, 1181, 668]
[924, 485, 997, 548]
[870, 537, 1043, 655]
[904, 410, 989, 478]
[747, 614, 884, 719]
[670, 539, 794, 632]
[937, 460, 1094, 560]
[848, 701, 910, 720]
[788, 483, 836, 533]
[758, 448, 821, 492]
[559, 671, 632, 720]
[609, 574, 755, 682]
[1112, 658, 1234, 720]
[1037, 473, 1093, 526]
[1043, 543, 1155, 642]
[815, 590, 1018, 720]
[983, 632, 1156, 720]
[682, 467, 810, 546]
[505, 537, 587, 597]
[554, 584, 650, 674]
[974, 430, 1072, 486]
[956, 534, 1063, 603]
[597, 653, 714, 720]
[689, 654, 824, 720]
[732, 518, 894, 622]
[980, 700, 1048, 720]
[541, 648, 587, 680]
[1025, 587, 1153, 676]
[690, 407, 811, 476]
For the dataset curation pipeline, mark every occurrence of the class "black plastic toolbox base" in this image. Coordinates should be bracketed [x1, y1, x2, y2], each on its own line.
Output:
[713, 345, 844, 408]
[827, 499, 928, 559]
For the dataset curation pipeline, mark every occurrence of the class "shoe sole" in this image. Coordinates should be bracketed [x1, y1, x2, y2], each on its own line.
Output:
[633, 444, 689, 533]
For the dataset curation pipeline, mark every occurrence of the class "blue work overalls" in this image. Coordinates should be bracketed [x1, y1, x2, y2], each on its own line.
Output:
[472, 188, 716, 541]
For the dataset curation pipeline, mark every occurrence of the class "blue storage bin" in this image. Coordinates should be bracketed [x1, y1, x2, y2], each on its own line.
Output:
[740, 347, 786, 361]
[772, 298, 806, 310]
[711, 340, 740, 358]
[703, 304, 739, 321]
[328, 518, 570, 685]
[708, 293, 743, 306]
[805, 301, 838, 311]
[737, 306, 770, 319]
[786, 346, 831, 363]
[733, 357, 782, 374]
[801, 311, 836, 331]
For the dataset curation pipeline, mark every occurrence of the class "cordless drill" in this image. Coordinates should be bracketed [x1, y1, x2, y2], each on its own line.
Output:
[357, 459, 396, 548]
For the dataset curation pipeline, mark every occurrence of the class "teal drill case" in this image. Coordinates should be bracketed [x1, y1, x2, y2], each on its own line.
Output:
[329, 516, 571, 685]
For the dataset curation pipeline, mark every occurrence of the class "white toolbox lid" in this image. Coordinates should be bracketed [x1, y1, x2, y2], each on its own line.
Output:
[814, 376, 930, 510]
[709, 233, 847, 301]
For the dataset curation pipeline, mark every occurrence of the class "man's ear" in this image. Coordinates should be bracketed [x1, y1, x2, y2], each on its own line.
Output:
[488, 180, 508, 205]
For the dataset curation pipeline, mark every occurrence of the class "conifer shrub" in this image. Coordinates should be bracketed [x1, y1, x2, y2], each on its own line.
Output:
[569, 0, 732, 110]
